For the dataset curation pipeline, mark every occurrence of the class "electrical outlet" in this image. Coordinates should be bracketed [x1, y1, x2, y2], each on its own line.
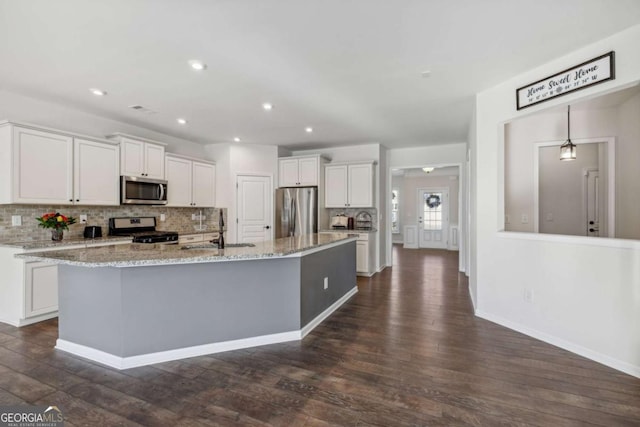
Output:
[160, 214, 166, 222]
[79, 214, 87, 223]
[524, 288, 534, 303]
[521, 214, 529, 224]
[11, 215, 21, 226]
[505, 215, 510, 224]
[546, 213, 553, 221]
[191, 214, 197, 220]
[323, 277, 329, 290]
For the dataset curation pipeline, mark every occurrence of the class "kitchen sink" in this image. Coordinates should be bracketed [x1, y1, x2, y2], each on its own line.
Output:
[181, 243, 256, 250]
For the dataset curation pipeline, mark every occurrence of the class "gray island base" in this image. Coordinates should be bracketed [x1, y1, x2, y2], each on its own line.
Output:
[21, 235, 357, 369]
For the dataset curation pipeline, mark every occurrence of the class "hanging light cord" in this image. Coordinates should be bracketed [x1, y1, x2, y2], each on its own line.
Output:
[567, 105, 571, 141]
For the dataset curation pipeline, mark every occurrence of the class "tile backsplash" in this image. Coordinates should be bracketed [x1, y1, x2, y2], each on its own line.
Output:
[0, 204, 227, 242]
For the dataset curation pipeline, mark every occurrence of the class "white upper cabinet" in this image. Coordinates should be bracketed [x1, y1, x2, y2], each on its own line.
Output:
[165, 154, 216, 207]
[10, 126, 74, 204]
[0, 122, 120, 205]
[191, 161, 216, 207]
[324, 165, 349, 207]
[325, 162, 375, 208]
[278, 155, 323, 187]
[109, 134, 166, 179]
[74, 138, 120, 205]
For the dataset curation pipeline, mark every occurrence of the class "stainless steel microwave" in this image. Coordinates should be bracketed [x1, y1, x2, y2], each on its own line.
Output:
[121, 176, 168, 205]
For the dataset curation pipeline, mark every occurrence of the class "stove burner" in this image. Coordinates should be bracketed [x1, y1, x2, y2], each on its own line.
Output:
[109, 217, 178, 244]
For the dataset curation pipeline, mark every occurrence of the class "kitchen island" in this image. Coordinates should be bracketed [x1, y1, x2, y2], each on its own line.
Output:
[18, 234, 357, 369]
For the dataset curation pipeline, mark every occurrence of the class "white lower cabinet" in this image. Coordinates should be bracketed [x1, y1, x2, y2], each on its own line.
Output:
[24, 262, 58, 318]
[354, 232, 376, 276]
[356, 241, 369, 273]
[0, 240, 131, 327]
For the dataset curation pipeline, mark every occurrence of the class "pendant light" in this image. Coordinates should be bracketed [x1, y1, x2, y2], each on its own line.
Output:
[560, 105, 577, 161]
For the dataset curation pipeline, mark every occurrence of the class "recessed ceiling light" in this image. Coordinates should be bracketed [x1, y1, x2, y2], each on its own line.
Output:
[90, 88, 107, 96]
[177, 118, 188, 125]
[421, 70, 432, 78]
[262, 103, 274, 111]
[233, 137, 241, 142]
[188, 60, 207, 71]
[305, 127, 313, 133]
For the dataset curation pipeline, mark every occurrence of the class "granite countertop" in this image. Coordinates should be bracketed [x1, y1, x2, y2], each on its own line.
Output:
[319, 228, 378, 234]
[16, 233, 356, 268]
[0, 235, 132, 250]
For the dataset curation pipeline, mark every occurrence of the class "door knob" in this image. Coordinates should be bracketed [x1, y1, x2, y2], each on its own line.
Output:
[589, 228, 598, 232]
[264, 225, 271, 229]
[589, 221, 595, 225]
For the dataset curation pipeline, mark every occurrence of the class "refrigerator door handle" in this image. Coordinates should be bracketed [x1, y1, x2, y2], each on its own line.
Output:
[290, 199, 296, 236]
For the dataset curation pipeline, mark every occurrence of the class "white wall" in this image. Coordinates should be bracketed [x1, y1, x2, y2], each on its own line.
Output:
[205, 143, 278, 242]
[0, 90, 207, 158]
[471, 23, 640, 377]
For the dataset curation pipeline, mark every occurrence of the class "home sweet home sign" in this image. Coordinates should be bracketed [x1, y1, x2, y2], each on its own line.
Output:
[516, 51, 615, 110]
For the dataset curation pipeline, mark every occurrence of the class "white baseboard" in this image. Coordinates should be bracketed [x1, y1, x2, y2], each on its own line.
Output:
[0, 312, 59, 328]
[56, 286, 358, 370]
[301, 286, 358, 338]
[475, 310, 640, 379]
[57, 330, 301, 370]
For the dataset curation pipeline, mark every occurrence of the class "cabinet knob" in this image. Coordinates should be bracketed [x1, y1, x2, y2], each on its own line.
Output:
[76, 199, 79, 202]
[69, 199, 73, 202]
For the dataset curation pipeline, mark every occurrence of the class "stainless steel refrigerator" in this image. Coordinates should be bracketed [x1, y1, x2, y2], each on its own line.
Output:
[275, 187, 318, 237]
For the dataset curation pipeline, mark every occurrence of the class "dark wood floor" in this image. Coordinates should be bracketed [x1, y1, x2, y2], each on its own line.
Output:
[1, 245, 639, 426]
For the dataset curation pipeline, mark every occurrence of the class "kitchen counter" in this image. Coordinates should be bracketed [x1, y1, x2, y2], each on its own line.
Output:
[319, 228, 377, 234]
[17, 233, 354, 267]
[25, 234, 358, 369]
[0, 235, 132, 250]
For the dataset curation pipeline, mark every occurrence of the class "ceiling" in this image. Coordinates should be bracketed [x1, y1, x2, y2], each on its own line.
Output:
[1, 1, 639, 150]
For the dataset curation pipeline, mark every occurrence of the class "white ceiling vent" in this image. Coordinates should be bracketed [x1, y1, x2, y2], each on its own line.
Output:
[128, 105, 158, 115]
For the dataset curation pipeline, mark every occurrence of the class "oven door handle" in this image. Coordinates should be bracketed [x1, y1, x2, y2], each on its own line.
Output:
[159, 183, 165, 201]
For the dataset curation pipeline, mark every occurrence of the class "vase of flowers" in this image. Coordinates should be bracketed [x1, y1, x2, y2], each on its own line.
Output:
[36, 212, 77, 241]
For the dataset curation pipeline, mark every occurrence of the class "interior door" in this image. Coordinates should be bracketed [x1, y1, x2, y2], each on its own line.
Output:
[237, 175, 272, 243]
[417, 188, 449, 249]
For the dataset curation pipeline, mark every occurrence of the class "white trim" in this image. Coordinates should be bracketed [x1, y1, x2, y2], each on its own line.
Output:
[475, 310, 640, 379]
[56, 286, 358, 370]
[106, 132, 168, 146]
[56, 330, 299, 370]
[165, 152, 215, 165]
[497, 230, 640, 250]
[300, 286, 358, 338]
[1, 312, 58, 327]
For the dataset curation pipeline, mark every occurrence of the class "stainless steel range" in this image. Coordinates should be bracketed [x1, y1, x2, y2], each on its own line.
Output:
[108, 217, 178, 244]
